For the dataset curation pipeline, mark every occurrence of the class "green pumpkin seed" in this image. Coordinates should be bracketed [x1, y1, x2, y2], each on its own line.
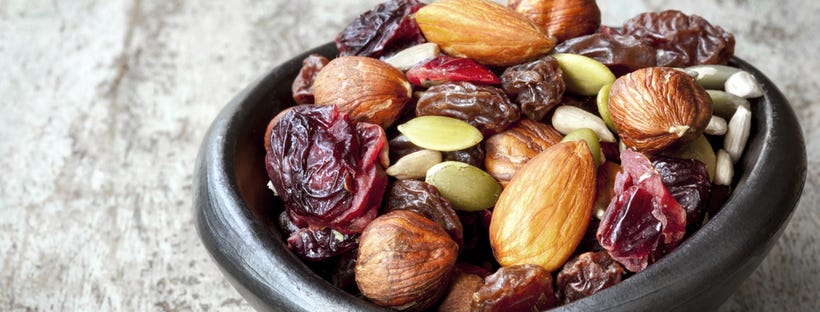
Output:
[686, 64, 741, 89]
[397, 116, 483, 152]
[596, 82, 616, 132]
[552, 53, 616, 96]
[561, 128, 602, 166]
[662, 134, 717, 181]
[707, 90, 751, 119]
[426, 161, 501, 211]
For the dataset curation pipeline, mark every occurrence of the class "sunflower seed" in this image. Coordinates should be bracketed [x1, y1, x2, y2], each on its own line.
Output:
[384, 42, 440, 71]
[725, 71, 763, 99]
[551, 105, 616, 143]
[724, 105, 752, 162]
[385, 149, 442, 180]
[704, 115, 728, 136]
[714, 149, 734, 186]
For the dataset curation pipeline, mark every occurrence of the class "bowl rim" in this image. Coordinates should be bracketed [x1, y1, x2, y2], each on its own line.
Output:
[194, 42, 807, 312]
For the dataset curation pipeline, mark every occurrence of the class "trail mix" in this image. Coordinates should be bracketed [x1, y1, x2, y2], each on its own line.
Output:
[263, 0, 762, 310]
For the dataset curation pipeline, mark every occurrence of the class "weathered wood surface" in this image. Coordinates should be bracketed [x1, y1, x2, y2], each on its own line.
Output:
[1, 0, 817, 310]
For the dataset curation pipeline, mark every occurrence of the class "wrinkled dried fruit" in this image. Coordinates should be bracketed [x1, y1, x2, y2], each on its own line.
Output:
[490, 141, 595, 271]
[594, 161, 622, 219]
[509, 0, 601, 43]
[356, 210, 458, 311]
[438, 268, 485, 312]
[416, 82, 520, 136]
[415, 0, 555, 66]
[597, 149, 687, 272]
[287, 227, 360, 261]
[484, 119, 563, 186]
[471, 264, 555, 311]
[556, 251, 625, 304]
[406, 55, 500, 87]
[292, 54, 330, 104]
[554, 30, 657, 76]
[444, 144, 486, 169]
[385, 179, 464, 248]
[313, 56, 412, 128]
[335, 0, 426, 58]
[500, 56, 565, 121]
[608, 67, 712, 154]
[266, 105, 387, 236]
[619, 10, 735, 67]
[653, 155, 712, 233]
[397, 115, 483, 152]
[662, 134, 717, 181]
[426, 161, 502, 211]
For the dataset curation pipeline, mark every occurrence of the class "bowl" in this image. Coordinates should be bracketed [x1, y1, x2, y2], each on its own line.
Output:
[193, 42, 807, 311]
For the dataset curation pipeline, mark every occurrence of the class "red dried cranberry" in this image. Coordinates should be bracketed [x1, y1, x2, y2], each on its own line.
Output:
[597, 149, 687, 272]
[335, 0, 426, 59]
[291, 54, 329, 104]
[406, 55, 500, 87]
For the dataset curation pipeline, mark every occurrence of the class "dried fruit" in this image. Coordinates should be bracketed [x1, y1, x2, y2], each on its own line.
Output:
[356, 210, 458, 311]
[416, 82, 520, 136]
[406, 55, 500, 87]
[444, 144, 486, 169]
[619, 10, 735, 67]
[471, 264, 555, 311]
[438, 268, 485, 312]
[415, 0, 555, 66]
[594, 161, 622, 219]
[292, 54, 330, 104]
[397, 115, 483, 152]
[313, 56, 412, 128]
[597, 149, 687, 272]
[500, 56, 565, 121]
[554, 30, 657, 76]
[608, 67, 712, 153]
[509, 0, 601, 43]
[556, 251, 625, 304]
[484, 119, 563, 186]
[490, 141, 595, 271]
[385, 179, 464, 248]
[426, 161, 502, 211]
[335, 0, 426, 58]
[552, 53, 616, 96]
[652, 156, 712, 233]
[661, 134, 717, 181]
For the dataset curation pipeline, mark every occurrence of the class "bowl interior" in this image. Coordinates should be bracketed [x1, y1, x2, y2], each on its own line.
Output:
[195, 43, 806, 312]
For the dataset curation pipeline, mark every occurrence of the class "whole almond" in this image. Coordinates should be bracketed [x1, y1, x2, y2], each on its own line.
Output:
[490, 141, 595, 271]
[415, 0, 555, 66]
[509, 0, 601, 43]
[313, 56, 412, 128]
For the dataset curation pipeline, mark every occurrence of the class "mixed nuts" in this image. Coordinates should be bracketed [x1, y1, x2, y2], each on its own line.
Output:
[262, 0, 763, 310]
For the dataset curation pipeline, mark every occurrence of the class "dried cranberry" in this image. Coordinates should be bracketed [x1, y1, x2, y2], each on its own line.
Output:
[406, 55, 500, 87]
[597, 149, 687, 272]
[652, 156, 712, 232]
[619, 10, 735, 67]
[500, 56, 565, 120]
[554, 31, 657, 76]
[287, 227, 360, 261]
[266, 105, 387, 238]
[335, 0, 426, 59]
[291, 54, 329, 104]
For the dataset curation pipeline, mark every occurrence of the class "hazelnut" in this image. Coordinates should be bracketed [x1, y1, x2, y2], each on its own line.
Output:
[484, 119, 563, 186]
[509, 0, 601, 43]
[608, 67, 712, 154]
[355, 210, 458, 311]
[313, 56, 412, 128]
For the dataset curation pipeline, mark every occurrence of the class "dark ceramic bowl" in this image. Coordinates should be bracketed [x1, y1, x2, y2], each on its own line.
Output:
[194, 43, 806, 312]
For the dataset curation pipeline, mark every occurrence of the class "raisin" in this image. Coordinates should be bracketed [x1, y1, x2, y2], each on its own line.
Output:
[417, 82, 520, 136]
[291, 54, 329, 104]
[652, 156, 712, 233]
[287, 227, 360, 261]
[266, 105, 387, 238]
[335, 0, 426, 59]
[444, 143, 485, 169]
[471, 264, 555, 312]
[384, 180, 464, 249]
[619, 10, 735, 67]
[556, 251, 625, 304]
[596, 149, 687, 272]
[501, 56, 565, 121]
[388, 134, 423, 164]
[406, 55, 500, 88]
[554, 30, 657, 77]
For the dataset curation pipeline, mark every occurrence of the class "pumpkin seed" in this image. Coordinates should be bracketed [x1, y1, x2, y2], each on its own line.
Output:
[662, 135, 717, 181]
[561, 128, 602, 166]
[397, 116, 483, 152]
[707, 90, 751, 119]
[687, 64, 741, 89]
[426, 161, 501, 211]
[552, 53, 616, 96]
[596, 82, 616, 132]
[385, 149, 442, 180]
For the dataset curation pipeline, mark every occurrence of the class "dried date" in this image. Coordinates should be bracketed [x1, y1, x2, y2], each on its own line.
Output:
[501, 56, 565, 120]
[556, 251, 625, 304]
[471, 264, 555, 312]
[291, 54, 330, 104]
[384, 180, 464, 249]
[416, 82, 520, 136]
[335, 0, 426, 58]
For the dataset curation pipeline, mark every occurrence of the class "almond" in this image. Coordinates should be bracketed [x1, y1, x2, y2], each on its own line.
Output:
[313, 56, 412, 128]
[489, 141, 595, 271]
[415, 0, 555, 66]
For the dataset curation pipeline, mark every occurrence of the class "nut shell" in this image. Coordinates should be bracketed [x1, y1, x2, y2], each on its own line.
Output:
[608, 67, 712, 153]
[313, 56, 412, 128]
[355, 210, 458, 311]
[484, 119, 563, 186]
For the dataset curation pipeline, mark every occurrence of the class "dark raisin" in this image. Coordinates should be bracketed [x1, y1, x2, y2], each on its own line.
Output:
[554, 30, 657, 76]
[444, 143, 485, 169]
[286, 227, 360, 261]
[384, 180, 464, 249]
[652, 156, 712, 233]
[335, 0, 426, 59]
[471, 264, 555, 312]
[556, 251, 625, 304]
[291, 54, 329, 104]
[501, 56, 565, 120]
[388, 134, 423, 164]
[416, 81, 520, 136]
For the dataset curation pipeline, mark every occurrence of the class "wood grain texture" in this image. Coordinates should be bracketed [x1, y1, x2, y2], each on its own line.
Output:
[0, 0, 817, 311]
